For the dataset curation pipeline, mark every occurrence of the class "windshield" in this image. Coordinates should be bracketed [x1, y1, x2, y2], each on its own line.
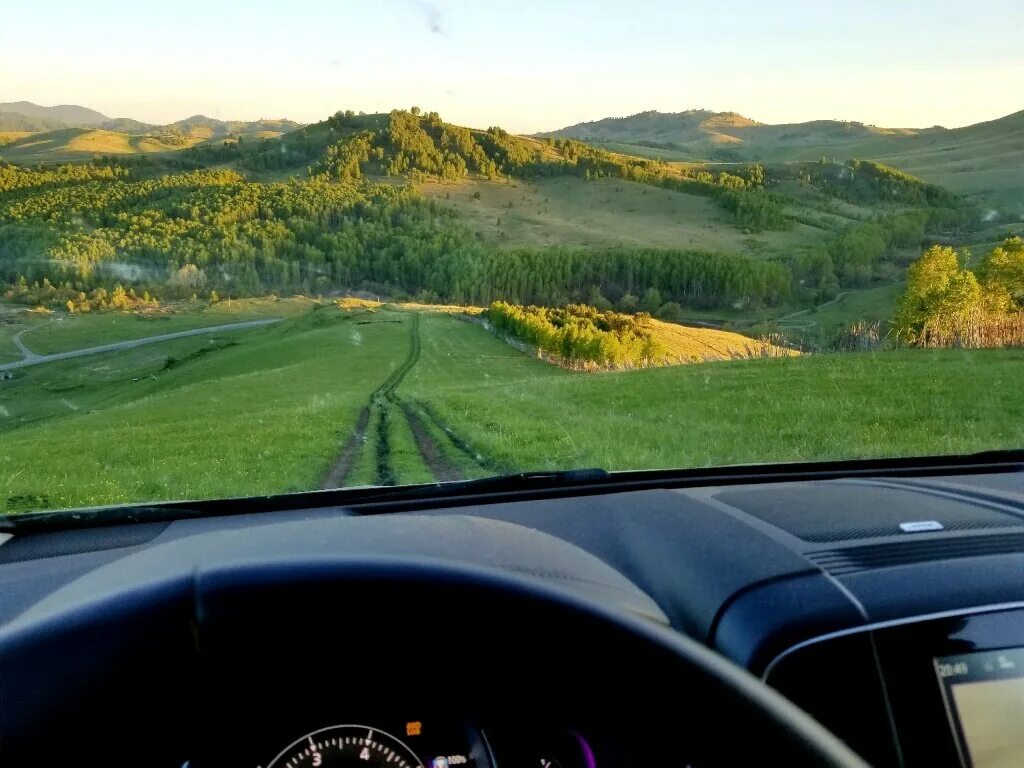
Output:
[1, 1, 1022, 514]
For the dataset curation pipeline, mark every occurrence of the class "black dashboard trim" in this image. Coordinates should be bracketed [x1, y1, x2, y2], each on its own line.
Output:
[761, 601, 1024, 681]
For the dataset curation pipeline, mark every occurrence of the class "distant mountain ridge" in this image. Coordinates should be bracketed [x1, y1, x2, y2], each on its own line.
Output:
[0, 102, 302, 137]
[538, 108, 1024, 205]
[0, 112, 68, 132]
[0, 101, 109, 126]
[0, 102, 305, 158]
[538, 109, 940, 156]
[539, 108, 1024, 161]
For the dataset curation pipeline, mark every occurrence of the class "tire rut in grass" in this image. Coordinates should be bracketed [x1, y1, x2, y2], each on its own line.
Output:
[397, 401, 464, 482]
[320, 406, 370, 490]
[408, 399, 507, 476]
[374, 314, 465, 484]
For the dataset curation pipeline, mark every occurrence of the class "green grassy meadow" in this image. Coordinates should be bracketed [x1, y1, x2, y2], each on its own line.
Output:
[0, 306, 414, 511]
[402, 313, 1024, 472]
[4, 303, 1021, 514]
[1, 297, 320, 358]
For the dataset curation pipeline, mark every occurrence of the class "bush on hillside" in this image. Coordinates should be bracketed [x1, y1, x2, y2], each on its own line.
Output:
[487, 302, 666, 370]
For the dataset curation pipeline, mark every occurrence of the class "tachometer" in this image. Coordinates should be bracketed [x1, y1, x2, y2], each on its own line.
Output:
[267, 725, 426, 768]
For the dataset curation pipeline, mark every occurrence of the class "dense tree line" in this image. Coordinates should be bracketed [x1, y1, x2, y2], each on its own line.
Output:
[461, 247, 790, 309]
[487, 301, 665, 369]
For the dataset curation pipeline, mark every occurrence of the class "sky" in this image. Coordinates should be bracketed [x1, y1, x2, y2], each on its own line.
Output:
[2, 0, 1022, 133]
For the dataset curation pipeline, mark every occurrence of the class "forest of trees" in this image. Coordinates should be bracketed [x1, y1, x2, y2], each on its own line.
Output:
[487, 301, 666, 369]
[0, 163, 790, 311]
[792, 159, 957, 208]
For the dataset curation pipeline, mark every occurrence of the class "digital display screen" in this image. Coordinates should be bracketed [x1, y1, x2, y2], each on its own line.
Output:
[936, 648, 1024, 768]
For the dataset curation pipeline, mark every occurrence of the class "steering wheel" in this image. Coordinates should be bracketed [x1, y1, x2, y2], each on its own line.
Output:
[0, 516, 869, 767]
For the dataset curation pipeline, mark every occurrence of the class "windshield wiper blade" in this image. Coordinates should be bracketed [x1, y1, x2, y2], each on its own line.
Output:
[418, 468, 611, 496]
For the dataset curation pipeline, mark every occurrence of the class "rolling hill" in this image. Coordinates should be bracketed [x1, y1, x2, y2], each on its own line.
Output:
[0, 112, 306, 161]
[540, 109, 930, 159]
[542, 109, 1024, 208]
[100, 117, 158, 133]
[0, 127, 196, 159]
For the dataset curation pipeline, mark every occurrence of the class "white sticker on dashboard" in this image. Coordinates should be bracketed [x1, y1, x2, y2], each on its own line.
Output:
[899, 520, 944, 533]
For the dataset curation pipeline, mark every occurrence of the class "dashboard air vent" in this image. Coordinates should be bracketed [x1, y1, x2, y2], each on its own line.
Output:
[0, 522, 169, 564]
[807, 532, 1024, 576]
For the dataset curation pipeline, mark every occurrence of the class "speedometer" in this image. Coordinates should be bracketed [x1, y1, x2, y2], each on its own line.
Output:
[267, 725, 426, 768]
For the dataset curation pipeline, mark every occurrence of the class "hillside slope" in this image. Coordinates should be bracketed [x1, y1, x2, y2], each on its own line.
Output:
[0, 112, 68, 132]
[869, 111, 1024, 207]
[3, 303, 1021, 512]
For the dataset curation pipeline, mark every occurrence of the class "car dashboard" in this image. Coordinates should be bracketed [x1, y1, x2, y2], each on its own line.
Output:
[1, 457, 1023, 767]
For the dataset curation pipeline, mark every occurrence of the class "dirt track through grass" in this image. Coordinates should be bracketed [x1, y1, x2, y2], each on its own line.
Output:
[321, 312, 467, 488]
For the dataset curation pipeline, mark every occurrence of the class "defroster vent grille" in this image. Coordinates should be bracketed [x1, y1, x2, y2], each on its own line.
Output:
[807, 532, 1024, 576]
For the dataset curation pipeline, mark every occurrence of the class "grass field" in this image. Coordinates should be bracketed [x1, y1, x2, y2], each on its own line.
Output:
[3, 303, 1021, 514]
[583, 141, 703, 162]
[645, 318, 793, 363]
[418, 176, 827, 256]
[0, 131, 34, 146]
[0, 305, 409, 511]
[0, 127, 194, 161]
[402, 313, 1024, 472]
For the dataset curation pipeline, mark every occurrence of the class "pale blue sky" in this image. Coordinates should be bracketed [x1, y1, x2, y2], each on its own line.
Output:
[2, 0, 1021, 132]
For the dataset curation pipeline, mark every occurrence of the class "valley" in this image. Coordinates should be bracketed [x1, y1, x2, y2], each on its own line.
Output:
[2, 103, 989, 342]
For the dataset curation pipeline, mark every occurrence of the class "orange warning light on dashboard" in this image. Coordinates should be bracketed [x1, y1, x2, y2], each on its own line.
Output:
[406, 722, 423, 737]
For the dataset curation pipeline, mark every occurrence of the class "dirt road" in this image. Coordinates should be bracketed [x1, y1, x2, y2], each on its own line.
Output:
[0, 319, 281, 372]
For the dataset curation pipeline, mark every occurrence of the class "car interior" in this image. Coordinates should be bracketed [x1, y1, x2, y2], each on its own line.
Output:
[3, 451, 1023, 767]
